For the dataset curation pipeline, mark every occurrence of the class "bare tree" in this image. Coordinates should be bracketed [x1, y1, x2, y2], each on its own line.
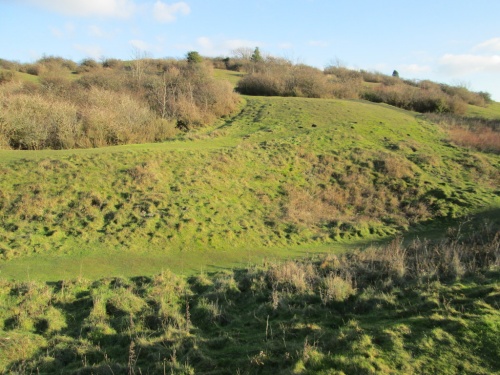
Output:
[131, 47, 150, 83]
[231, 47, 253, 60]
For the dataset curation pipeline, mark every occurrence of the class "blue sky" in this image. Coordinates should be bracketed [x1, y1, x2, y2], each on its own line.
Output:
[1, 0, 500, 100]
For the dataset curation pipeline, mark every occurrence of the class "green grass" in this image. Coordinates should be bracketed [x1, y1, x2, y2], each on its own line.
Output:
[0, 242, 357, 282]
[0, 68, 39, 84]
[0, 67, 82, 85]
[467, 101, 500, 119]
[213, 68, 245, 87]
[0, 68, 499, 373]
[0, 96, 499, 281]
[1, 239, 499, 374]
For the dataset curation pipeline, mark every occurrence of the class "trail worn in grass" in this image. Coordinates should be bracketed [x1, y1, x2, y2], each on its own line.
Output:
[0, 96, 499, 280]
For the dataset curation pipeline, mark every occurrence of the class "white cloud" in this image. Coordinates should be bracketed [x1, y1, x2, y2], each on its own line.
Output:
[88, 25, 118, 38]
[156, 35, 167, 44]
[50, 22, 76, 39]
[23, 0, 136, 18]
[128, 39, 165, 56]
[474, 37, 500, 52]
[278, 42, 293, 50]
[370, 63, 389, 72]
[223, 39, 260, 50]
[308, 40, 328, 47]
[50, 26, 64, 39]
[193, 37, 261, 56]
[153, 1, 190, 23]
[439, 54, 500, 75]
[73, 44, 103, 59]
[399, 64, 432, 75]
[129, 39, 151, 52]
[197, 36, 213, 50]
[88, 25, 105, 38]
[170, 36, 261, 57]
[173, 43, 194, 52]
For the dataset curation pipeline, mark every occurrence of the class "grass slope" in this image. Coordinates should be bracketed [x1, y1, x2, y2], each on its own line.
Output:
[1, 231, 499, 374]
[0, 68, 39, 84]
[467, 101, 500, 119]
[0, 96, 499, 281]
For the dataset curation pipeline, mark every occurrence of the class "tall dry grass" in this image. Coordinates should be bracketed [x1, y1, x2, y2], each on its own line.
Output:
[426, 113, 500, 154]
[448, 126, 500, 154]
[320, 222, 499, 288]
[256, 221, 498, 309]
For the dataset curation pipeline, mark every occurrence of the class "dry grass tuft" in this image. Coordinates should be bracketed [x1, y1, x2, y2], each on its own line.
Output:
[448, 126, 500, 154]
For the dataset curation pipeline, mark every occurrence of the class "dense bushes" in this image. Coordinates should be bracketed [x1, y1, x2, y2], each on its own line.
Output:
[0, 70, 14, 85]
[0, 81, 171, 149]
[144, 62, 239, 127]
[0, 57, 239, 150]
[361, 78, 491, 115]
[0, 52, 495, 149]
[237, 61, 352, 99]
[362, 83, 468, 114]
[325, 65, 364, 99]
[0, 91, 80, 149]
[234, 55, 491, 114]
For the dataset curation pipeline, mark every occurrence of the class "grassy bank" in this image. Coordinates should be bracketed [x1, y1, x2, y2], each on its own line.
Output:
[0, 96, 499, 280]
[1, 226, 498, 374]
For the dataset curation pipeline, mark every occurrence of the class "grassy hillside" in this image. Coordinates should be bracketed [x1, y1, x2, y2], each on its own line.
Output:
[1, 228, 499, 374]
[467, 101, 500, 119]
[0, 63, 499, 374]
[0, 68, 40, 84]
[0, 95, 499, 280]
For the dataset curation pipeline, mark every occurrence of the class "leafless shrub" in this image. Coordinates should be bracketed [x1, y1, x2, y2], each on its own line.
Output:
[80, 87, 158, 146]
[267, 261, 317, 294]
[237, 61, 335, 98]
[21, 63, 46, 76]
[320, 273, 356, 303]
[286, 64, 331, 98]
[76, 69, 131, 92]
[0, 58, 21, 70]
[324, 66, 362, 80]
[0, 93, 80, 149]
[324, 66, 363, 99]
[363, 83, 468, 115]
[359, 70, 400, 85]
[144, 62, 239, 128]
[440, 83, 488, 107]
[77, 58, 101, 73]
[0, 70, 15, 85]
[102, 58, 123, 69]
[236, 72, 284, 96]
[37, 55, 78, 71]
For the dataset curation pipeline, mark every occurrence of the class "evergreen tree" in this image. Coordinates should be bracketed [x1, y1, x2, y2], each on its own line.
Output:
[186, 51, 203, 63]
[251, 47, 263, 63]
[392, 70, 400, 78]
